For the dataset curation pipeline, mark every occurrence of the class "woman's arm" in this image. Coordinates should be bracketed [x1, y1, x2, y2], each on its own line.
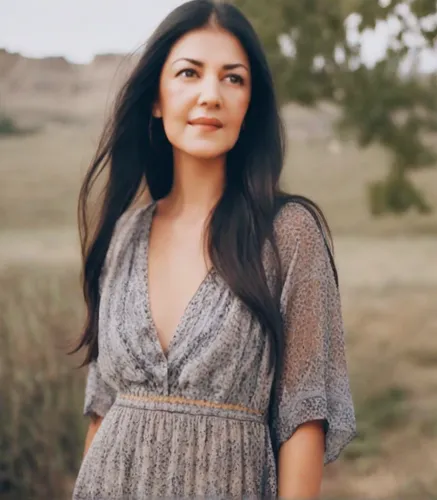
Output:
[277, 420, 325, 499]
[82, 414, 103, 459]
[271, 203, 357, 498]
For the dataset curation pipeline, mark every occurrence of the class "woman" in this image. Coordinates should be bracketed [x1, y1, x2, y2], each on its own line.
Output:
[71, 0, 357, 498]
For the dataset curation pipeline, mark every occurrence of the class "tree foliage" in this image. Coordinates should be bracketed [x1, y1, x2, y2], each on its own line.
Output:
[233, 0, 437, 214]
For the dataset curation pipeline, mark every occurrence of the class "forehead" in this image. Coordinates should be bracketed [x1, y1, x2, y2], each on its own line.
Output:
[165, 27, 250, 68]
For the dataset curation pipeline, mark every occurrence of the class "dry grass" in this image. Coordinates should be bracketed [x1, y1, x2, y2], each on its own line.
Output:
[1, 118, 437, 234]
[282, 139, 437, 237]
[322, 285, 437, 499]
[1, 114, 437, 498]
[0, 264, 86, 500]
[0, 125, 96, 231]
[2, 263, 436, 499]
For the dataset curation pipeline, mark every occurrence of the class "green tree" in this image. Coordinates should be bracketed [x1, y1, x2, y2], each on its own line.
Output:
[234, 0, 437, 214]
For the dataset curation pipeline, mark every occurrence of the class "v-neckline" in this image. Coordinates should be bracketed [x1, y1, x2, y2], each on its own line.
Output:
[141, 201, 215, 363]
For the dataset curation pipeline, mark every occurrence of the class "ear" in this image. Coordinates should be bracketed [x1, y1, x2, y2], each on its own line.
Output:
[152, 101, 162, 118]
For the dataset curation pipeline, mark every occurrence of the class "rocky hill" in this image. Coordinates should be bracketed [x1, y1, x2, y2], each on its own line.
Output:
[0, 49, 140, 124]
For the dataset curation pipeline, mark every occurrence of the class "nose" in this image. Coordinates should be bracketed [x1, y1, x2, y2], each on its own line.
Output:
[198, 76, 222, 109]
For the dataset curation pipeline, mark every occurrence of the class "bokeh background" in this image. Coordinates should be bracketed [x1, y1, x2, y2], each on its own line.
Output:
[1, 1, 437, 499]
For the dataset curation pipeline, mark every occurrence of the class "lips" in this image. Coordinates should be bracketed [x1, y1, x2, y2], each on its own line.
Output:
[188, 117, 223, 128]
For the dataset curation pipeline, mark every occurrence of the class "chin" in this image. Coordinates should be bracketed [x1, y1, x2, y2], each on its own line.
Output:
[181, 145, 230, 160]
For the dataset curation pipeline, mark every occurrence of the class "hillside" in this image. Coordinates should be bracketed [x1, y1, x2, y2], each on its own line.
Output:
[0, 48, 138, 124]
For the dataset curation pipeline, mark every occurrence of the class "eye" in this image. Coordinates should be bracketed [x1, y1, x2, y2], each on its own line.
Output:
[226, 74, 245, 86]
[177, 68, 198, 78]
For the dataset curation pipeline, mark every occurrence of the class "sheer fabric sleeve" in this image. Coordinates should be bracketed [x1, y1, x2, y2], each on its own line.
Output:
[83, 233, 118, 418]
[83, 360, 117, 418]
[270, 203, 357, 465]
[82, 209, 135, 418]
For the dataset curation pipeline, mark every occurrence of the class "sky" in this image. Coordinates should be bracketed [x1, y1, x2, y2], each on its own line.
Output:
[0, 0, 185, 63]
[1, 0, 436, 72]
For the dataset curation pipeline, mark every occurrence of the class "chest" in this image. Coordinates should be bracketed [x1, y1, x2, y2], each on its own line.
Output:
[146, 217, 212, 355]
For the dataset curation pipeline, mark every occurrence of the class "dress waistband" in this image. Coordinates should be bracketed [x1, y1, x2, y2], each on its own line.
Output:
[115, 391, 267, 425]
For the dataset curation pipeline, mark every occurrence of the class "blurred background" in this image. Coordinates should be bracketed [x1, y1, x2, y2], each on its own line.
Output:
[1, 0, 437, 499]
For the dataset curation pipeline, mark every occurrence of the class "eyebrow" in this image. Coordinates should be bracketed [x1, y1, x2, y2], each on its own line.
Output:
[171, 57, 249, 72]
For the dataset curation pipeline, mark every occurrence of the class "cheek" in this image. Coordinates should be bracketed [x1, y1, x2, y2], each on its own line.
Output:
[228, 91, 251, 125]
[161, 82, 191, 119]
[159, 83, 192, 143]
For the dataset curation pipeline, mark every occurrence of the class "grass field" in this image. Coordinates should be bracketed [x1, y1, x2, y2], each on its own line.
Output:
[1, 115, 437, 499]
[1, 115, 437, 234]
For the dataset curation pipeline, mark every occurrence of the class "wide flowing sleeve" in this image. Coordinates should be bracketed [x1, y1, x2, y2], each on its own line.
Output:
[83, 360, 116, 418]
[82, 208, 137, 419]
[270, 203, 357, 465]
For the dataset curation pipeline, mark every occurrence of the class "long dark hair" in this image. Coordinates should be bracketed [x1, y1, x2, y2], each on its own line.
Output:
[69, 0, 337, 405]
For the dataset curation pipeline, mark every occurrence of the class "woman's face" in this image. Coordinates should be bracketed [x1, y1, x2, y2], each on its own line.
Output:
[153, 26, 252, 160]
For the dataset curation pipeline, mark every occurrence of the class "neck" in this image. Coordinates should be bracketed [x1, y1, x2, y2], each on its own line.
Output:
[158, 149, 226, 221]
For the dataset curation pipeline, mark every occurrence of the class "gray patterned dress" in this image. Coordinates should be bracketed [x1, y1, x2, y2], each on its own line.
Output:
[72, 200, 357, 499]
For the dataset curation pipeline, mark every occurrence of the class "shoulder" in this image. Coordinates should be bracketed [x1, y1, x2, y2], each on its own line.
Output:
[272, 195, 337, 283]
[273, 196, 330, 256]
[105, 201, 154, 267]
[113, 202, 153, 241]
